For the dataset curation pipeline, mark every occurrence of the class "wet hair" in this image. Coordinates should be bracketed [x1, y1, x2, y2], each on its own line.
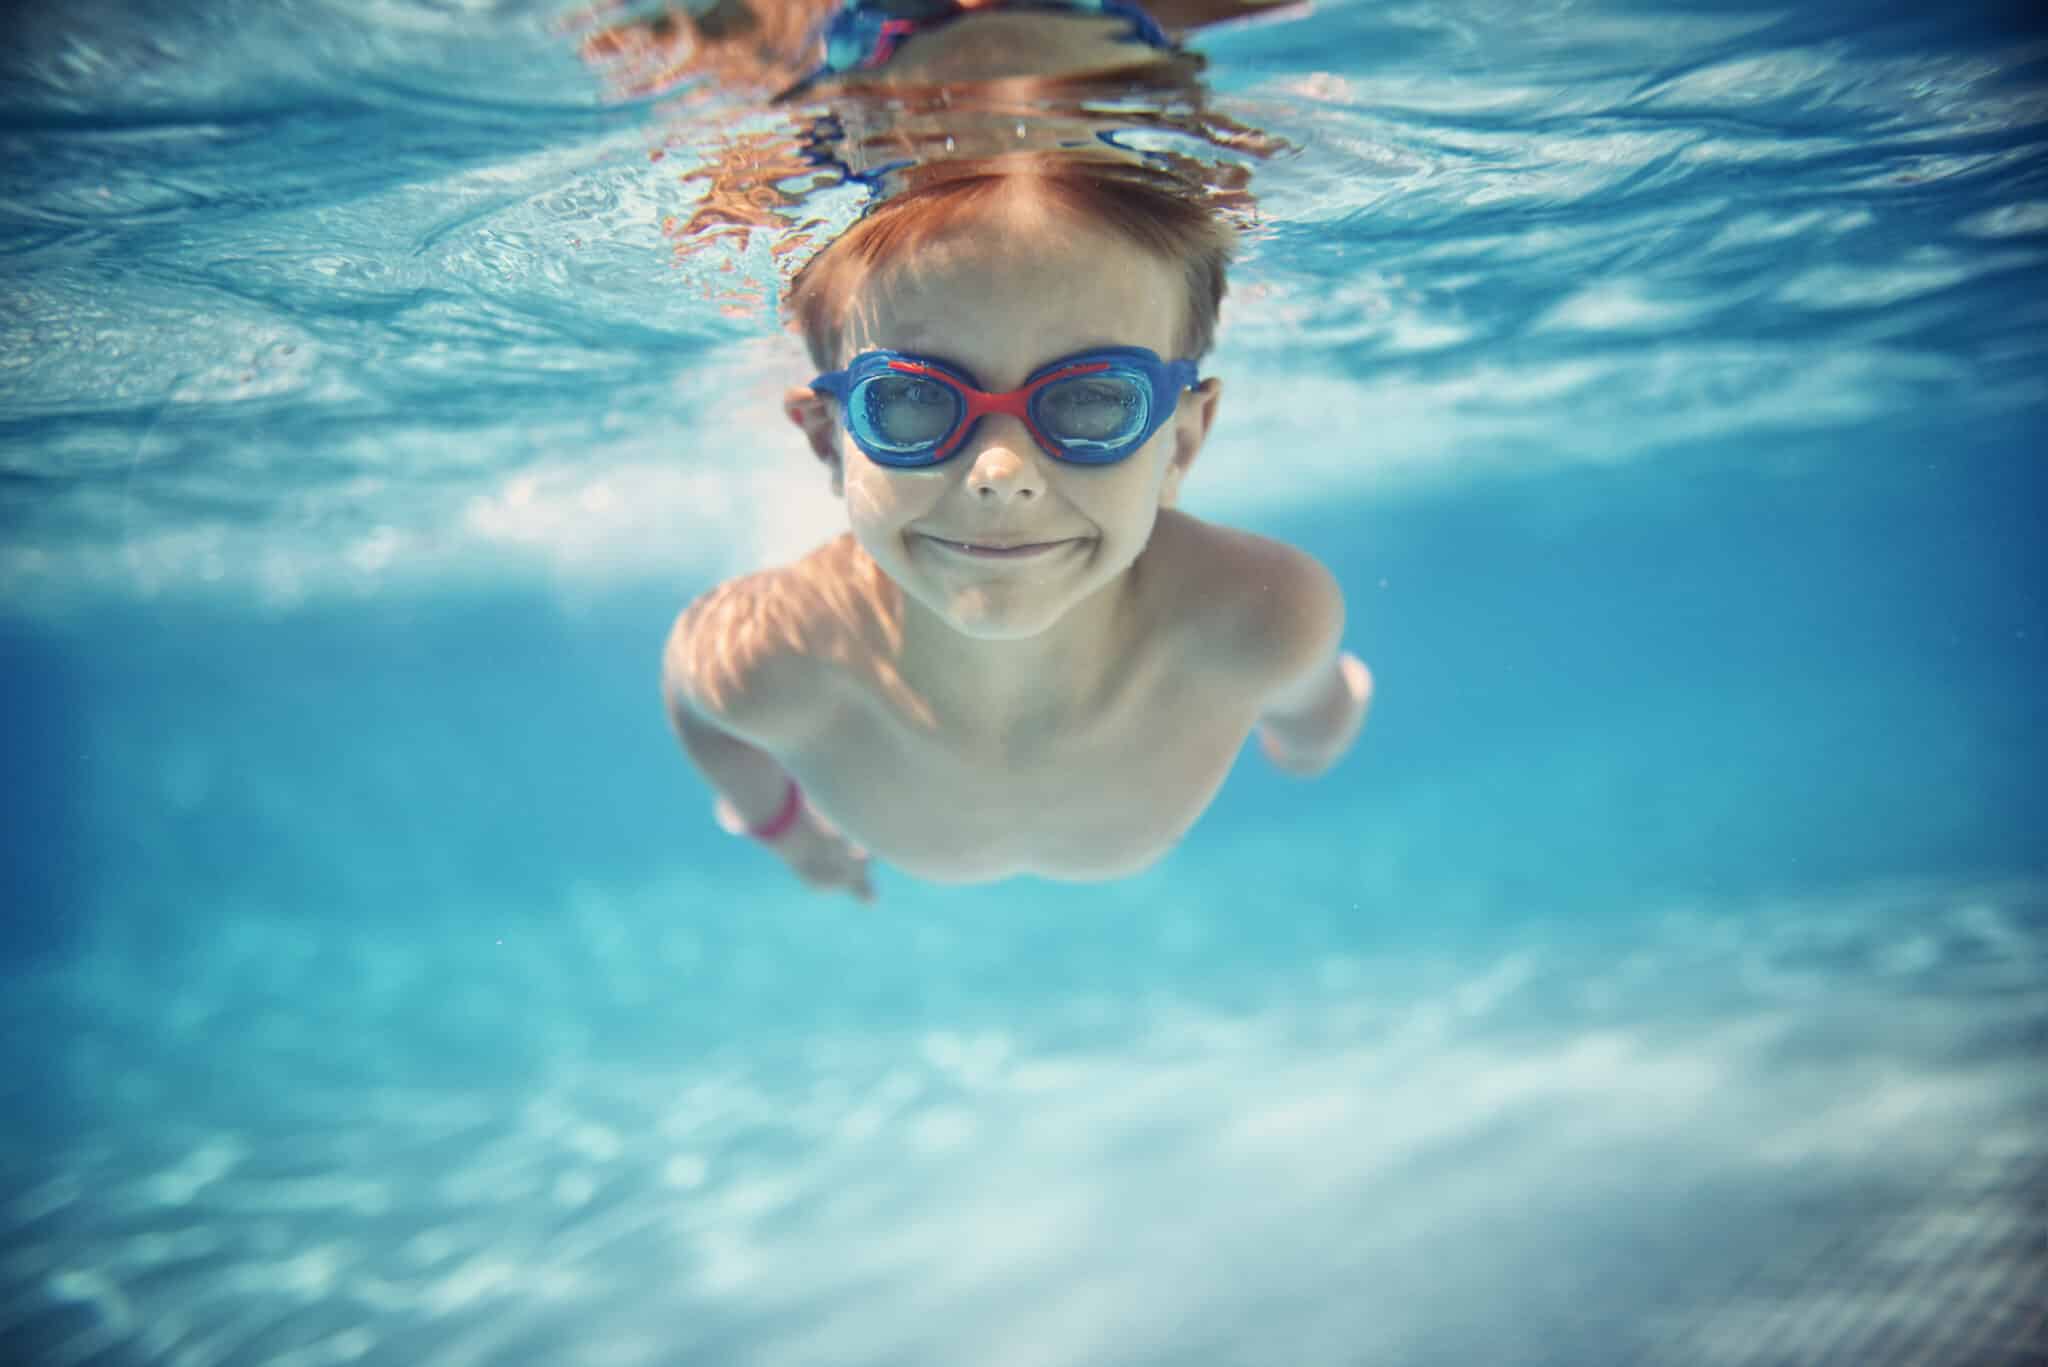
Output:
[785, 154, 1233, 371]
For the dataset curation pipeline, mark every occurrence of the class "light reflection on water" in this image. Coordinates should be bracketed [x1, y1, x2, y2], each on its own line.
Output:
[2, 876, 2041, 1365]
[2, 0, 2042, 605]
[2, 2, 2044, 1364]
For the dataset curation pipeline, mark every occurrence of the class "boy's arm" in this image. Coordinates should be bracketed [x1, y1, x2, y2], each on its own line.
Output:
[1229, 539, 1373, 777]
[670, 704, 802, 836]
[662, 581, 874, 899]
[663, 580, 804, 818]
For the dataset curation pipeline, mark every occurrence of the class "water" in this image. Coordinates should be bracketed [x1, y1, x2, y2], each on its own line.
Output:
[3, 0, 2045, 1363]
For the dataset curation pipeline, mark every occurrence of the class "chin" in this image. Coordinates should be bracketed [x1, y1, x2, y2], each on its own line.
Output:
[938, 594, 1073, 640]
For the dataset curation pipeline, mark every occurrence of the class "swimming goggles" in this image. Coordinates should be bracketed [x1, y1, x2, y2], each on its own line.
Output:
[782, 0, 1175, 97]
[810, 346, 1200, 467]
[828, 0, 1171, 75]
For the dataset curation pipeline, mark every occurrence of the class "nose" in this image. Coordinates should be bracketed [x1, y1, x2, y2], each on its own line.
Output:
[960, 414, 1047, 502]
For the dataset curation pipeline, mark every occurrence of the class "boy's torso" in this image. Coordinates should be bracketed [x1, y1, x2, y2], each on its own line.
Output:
[769, 511, 1266, 883]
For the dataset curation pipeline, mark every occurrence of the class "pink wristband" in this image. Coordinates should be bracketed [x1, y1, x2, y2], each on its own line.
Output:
[746, 779, 804, 841]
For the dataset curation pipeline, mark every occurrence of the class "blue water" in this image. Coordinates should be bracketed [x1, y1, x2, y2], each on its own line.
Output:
[3, 1, 2045, 1364]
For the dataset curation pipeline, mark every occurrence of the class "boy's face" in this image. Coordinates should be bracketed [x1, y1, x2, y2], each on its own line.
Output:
[785, 207, 1222, 641]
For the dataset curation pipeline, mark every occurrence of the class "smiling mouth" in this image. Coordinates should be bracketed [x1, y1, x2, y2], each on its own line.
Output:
[924, 535, 1078, 559]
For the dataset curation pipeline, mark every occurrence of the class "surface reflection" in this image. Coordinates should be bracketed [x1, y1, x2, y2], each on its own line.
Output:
[578, 0, 1288, 267]
[5, 877, 2041, 1365]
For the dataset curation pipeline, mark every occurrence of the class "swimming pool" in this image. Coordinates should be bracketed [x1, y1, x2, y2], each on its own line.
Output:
[3, 0, 2044, 1363]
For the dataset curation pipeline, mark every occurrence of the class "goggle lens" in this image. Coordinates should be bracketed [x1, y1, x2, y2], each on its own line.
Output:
[856, 373, 963, 453]
[1032, 370, 1151, 456]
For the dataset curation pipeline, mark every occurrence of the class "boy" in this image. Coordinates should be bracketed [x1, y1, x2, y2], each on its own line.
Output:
[663, 156, 1371, 896]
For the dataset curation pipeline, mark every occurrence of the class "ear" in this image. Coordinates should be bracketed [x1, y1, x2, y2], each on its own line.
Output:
[784, 386, 844, 495]
[1160, 376, 1222, 509]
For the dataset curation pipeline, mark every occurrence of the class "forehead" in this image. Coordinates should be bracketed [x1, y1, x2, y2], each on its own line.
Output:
[836, 209, 1184, 382]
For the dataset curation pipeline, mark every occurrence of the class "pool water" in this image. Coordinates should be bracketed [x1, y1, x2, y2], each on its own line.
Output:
[2, 0, 2044, 1364]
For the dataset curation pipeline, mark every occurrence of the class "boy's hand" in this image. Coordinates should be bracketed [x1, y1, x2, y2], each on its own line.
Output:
[1259, 651, 1372, 778]
[767, 810, 876, 903]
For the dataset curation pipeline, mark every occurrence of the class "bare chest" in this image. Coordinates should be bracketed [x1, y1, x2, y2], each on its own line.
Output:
[786, 671, 1258, 884]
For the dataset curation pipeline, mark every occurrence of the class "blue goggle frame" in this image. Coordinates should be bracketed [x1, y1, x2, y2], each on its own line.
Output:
[810, 345, 1201, 468]
[791, 0, 1175, 90]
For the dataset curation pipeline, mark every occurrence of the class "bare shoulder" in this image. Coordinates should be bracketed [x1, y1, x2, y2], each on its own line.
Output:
[1147, 511, 1344, 690]
[663, 538, 869, 744]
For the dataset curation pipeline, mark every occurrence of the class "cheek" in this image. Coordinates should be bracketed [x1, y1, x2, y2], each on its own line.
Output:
[1086, 443, 1175, 527]
[842, 457, 940, 530]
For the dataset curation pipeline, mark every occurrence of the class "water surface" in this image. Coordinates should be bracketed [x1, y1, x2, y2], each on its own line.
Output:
[2, 1, 2044, 1363]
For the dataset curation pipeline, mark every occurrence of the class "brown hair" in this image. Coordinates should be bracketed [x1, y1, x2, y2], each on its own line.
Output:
[784, 153, 1234, 370]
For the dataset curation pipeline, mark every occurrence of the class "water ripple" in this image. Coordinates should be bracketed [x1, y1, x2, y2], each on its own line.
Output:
[1, 874, 2041, 1366]
[1, 0, 2044, 606]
